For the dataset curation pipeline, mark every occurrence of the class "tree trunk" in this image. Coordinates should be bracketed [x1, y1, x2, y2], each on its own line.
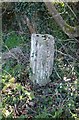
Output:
[30, 34, 54, 86]
[45, 2, 79, 38]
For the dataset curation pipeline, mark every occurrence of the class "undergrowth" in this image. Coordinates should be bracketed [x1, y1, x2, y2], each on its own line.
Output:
[1, 2, 79, 119]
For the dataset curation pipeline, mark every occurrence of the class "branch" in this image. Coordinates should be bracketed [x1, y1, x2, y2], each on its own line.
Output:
[3, 47, 29, 65]
[44, 2, 79, 38]
[22, 15, 36, 34]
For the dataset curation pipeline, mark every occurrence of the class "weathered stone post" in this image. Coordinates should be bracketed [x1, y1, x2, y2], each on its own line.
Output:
[30, 34, 54, 86]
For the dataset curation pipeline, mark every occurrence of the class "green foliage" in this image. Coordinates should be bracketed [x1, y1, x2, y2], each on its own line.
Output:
[2, 2, 79, 119]
[3, 32, 22, 49]
[2, 74, 35, 118]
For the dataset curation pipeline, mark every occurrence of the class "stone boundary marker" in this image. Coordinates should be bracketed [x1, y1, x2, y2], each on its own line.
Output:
[30, 34, 54, 86]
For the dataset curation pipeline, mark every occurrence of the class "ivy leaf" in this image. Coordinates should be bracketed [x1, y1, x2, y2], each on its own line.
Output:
[2, 109, 10, 117]
[9, 77, 15, 83]
[28, 92, 35, 100]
